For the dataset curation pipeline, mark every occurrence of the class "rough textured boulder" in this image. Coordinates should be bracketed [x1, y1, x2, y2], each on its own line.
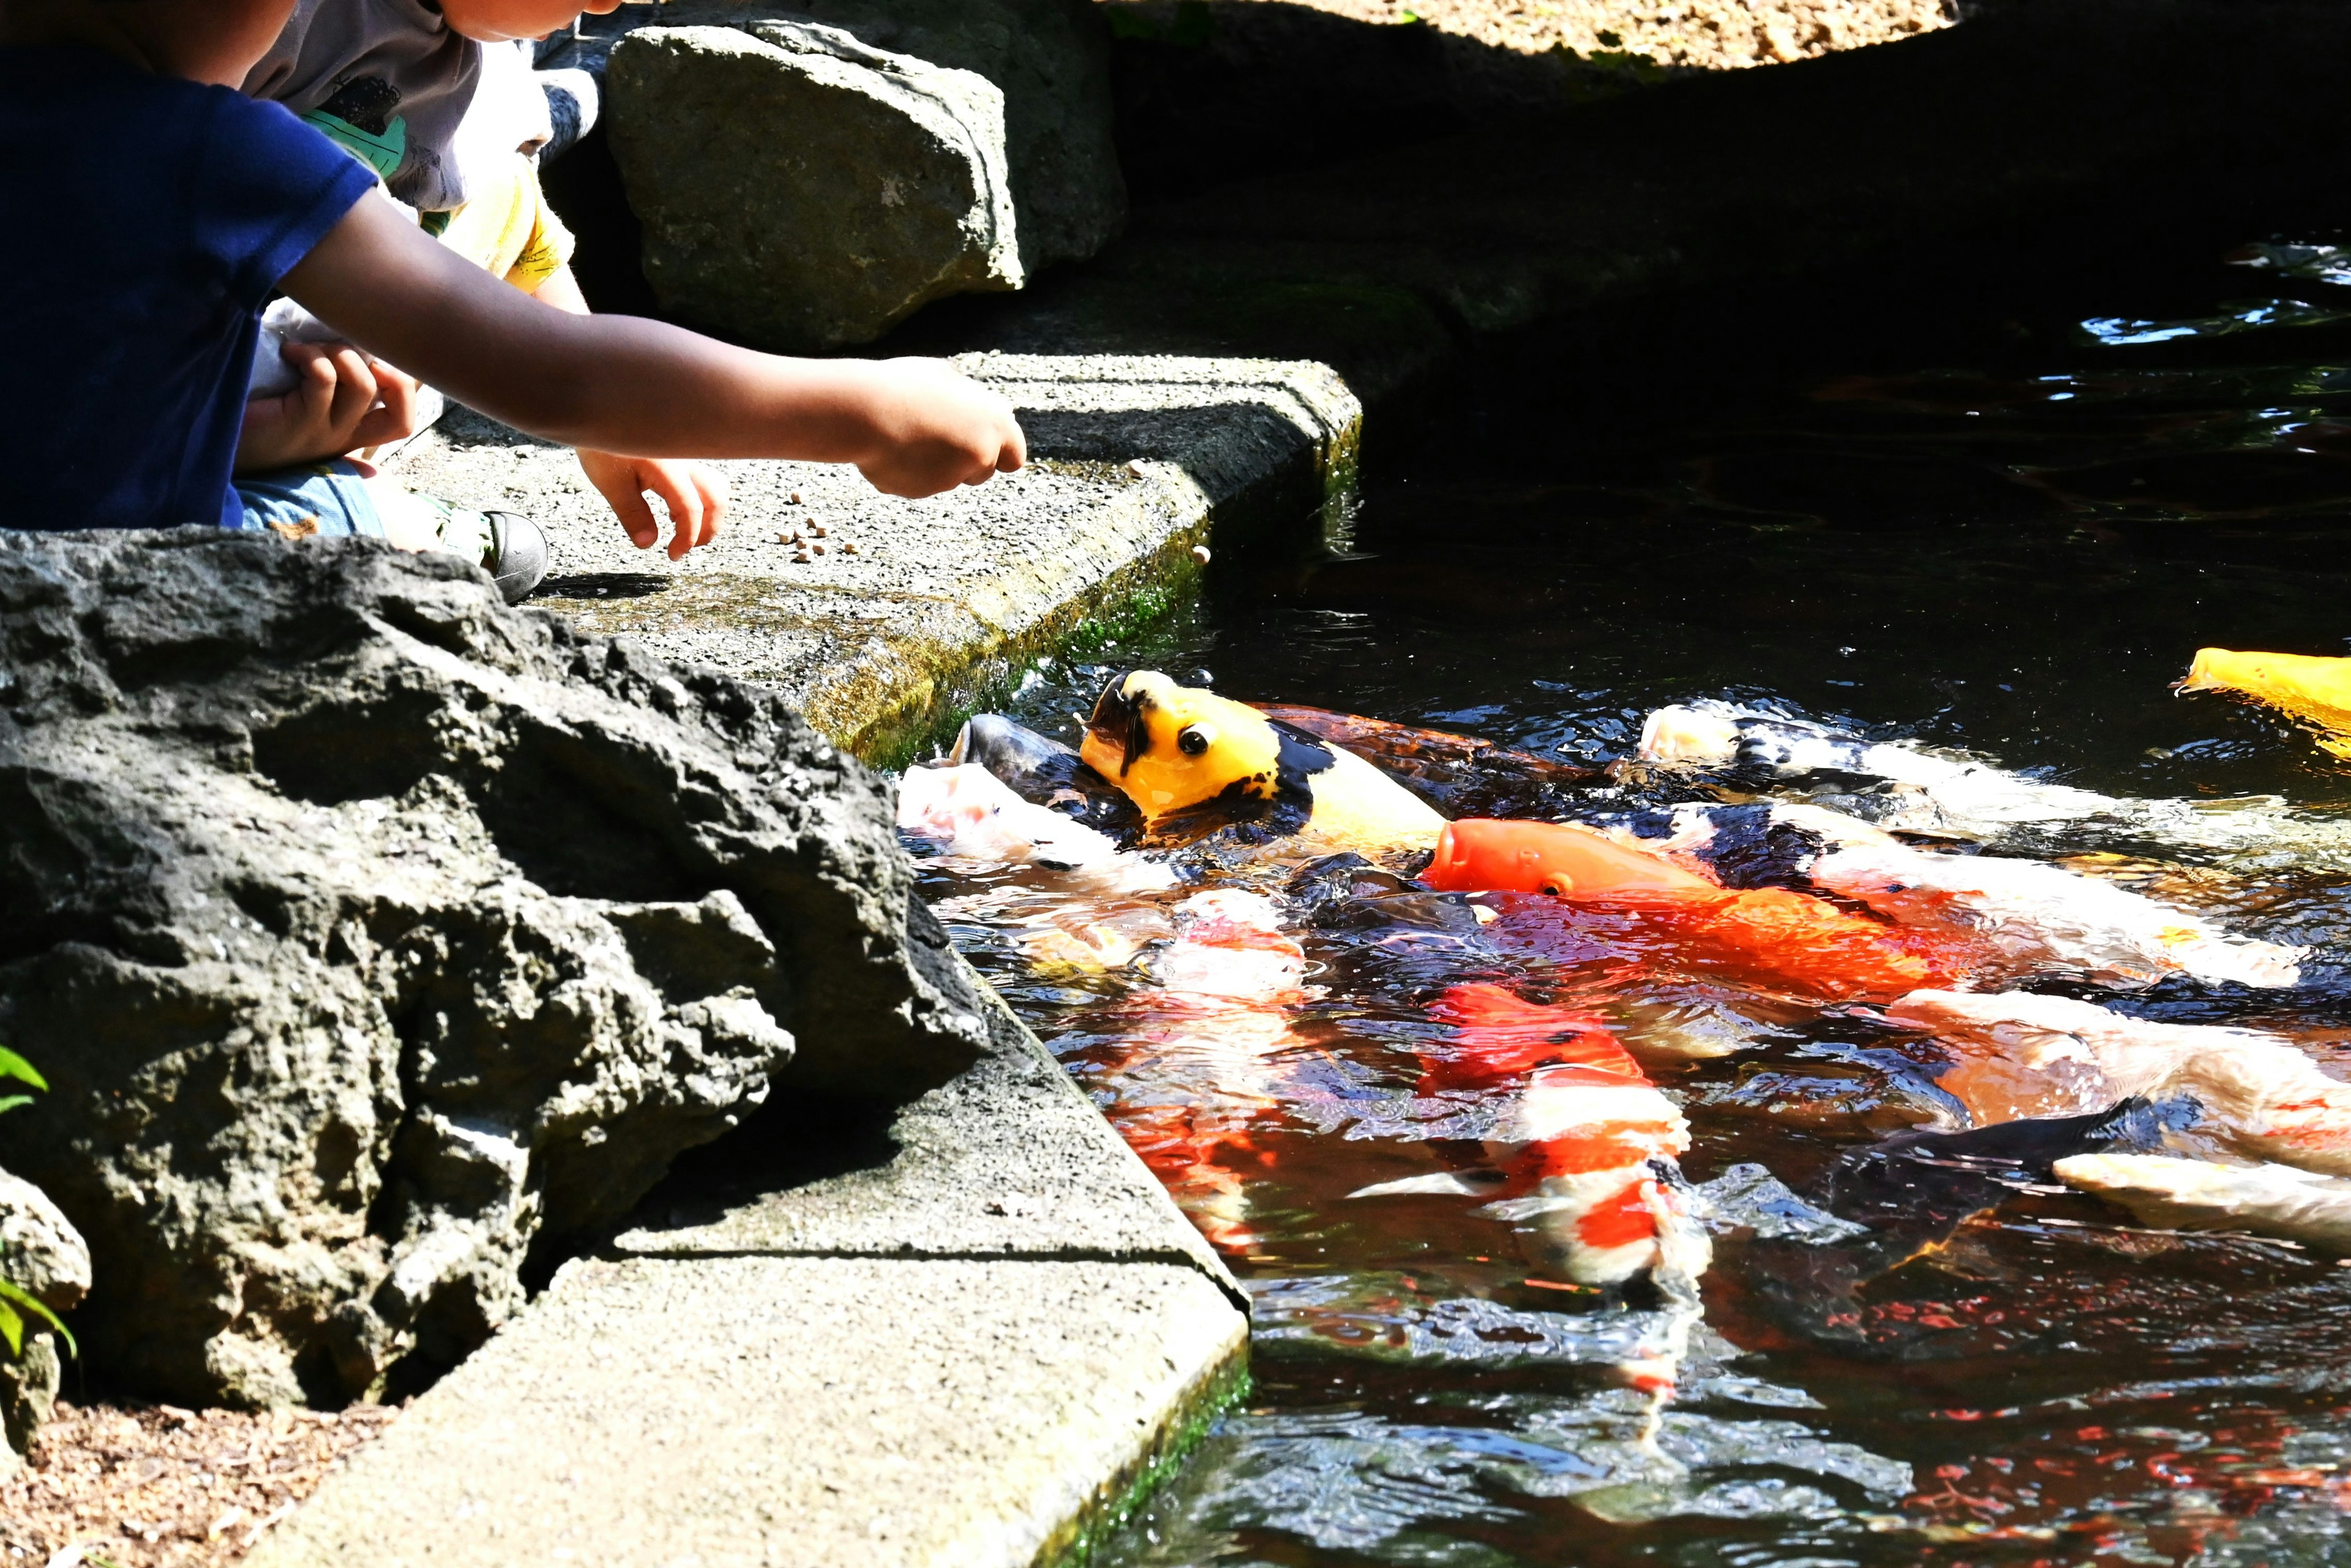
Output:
[0, 1169, 88, 1467]
[608, 22, 1022, 351]
[0, 530, 990, 1408]
[770, 0, 1125, 272]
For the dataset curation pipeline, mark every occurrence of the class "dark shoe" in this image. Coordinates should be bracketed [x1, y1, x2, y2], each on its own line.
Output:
[484, 511, 549, 604]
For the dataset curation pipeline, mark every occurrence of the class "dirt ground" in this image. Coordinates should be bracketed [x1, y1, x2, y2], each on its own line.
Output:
[0, 1401, 403, 1567]
[1245, 0, 1959, 69]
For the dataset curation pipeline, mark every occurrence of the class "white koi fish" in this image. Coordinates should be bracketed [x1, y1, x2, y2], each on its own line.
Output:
[1883, 989, 2351, 1180]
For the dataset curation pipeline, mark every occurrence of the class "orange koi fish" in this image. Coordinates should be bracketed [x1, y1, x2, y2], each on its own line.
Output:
[1425, 818, 1960, 1002]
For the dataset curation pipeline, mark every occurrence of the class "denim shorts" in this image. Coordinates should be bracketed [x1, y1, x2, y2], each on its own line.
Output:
[230, 460, 386, 540]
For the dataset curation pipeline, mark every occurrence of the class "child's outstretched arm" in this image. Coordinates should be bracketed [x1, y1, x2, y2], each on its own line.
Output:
[281, 190, 1026, 497]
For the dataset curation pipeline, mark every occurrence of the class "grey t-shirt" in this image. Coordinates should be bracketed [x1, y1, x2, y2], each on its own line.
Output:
[242, 0, 483, 212]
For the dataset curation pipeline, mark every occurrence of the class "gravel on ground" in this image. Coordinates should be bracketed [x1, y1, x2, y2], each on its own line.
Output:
[0, 1403, 403, 1568]
[1236, 0, 1959, 70]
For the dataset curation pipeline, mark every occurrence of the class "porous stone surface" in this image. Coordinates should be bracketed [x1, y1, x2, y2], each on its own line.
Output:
[607, 22, 1021, 350]
[616, 983, 1235, 1284]
[246, 1255, 1248, 1568]
[0, 530, 991, 1408]
[0, 1168, 88, 1465]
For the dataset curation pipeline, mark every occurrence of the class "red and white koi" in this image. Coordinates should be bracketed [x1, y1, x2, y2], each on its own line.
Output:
[1352, 984, 1711, 1411]
[1107, 888, 1312, 1251]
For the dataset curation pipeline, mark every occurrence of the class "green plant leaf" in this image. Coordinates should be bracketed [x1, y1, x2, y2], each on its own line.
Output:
[0, 1278, 75, 1359]
[0, 1096, 31, 1116]
[0, 1047, 45, 1093]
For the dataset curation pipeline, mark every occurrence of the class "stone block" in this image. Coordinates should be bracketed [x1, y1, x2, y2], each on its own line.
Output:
[607, 23, 1021, 350]
[246, 1255, 1248, 1568]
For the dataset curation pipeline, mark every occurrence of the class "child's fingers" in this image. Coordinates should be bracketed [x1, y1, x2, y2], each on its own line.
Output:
[610, 483, 663, 550]
[692, 466, 729, 546]
[660, 475, 707, 562]
[323, 348, 380, 445]
[351, 361, 422, 449]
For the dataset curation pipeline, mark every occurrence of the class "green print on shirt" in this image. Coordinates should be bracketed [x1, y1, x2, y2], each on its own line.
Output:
[306, 110, 405, 181]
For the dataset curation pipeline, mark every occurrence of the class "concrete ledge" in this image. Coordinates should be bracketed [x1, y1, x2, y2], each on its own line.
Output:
[389, 353, 1359, 763]
[618, 989, 1237, 1290]
[246, 1255, 1246, 1568]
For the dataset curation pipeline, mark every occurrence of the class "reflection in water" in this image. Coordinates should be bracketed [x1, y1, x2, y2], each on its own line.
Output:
[912, 244, 2351, 1565]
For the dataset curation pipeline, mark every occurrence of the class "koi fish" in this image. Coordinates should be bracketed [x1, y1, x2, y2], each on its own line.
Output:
[1881, 989, 2351, 1180]
[1637, 701, 2115, 827]
[1644, 801, 2302, 989]
[945, 712, 1143, 839]
[1423, 817, 1959, 1003]
[1351, 984, 1709, 1407]
[1079, 671, 1445, 857]
[2180, 647, 2351, 759]
[2052, 1151, 2351, 1251]
[1108, 888, 1312, 1251]
[1637, 699, 2351, 872]
[1251, 702, 1602, 819]
[896, 762, 1176, 893]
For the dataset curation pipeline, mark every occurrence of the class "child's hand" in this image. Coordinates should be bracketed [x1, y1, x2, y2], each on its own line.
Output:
[234, 343, 421, 475]
[852, 361, 1027, 499]
[579, 451, 728, 561]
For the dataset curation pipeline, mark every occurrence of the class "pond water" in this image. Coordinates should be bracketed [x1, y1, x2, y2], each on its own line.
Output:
[913, 239, 2351, 1567]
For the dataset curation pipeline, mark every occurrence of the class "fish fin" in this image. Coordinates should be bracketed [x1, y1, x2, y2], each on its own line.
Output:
[1348, 1170, 1505, 1199]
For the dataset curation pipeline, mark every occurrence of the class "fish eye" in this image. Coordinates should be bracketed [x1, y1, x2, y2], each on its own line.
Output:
[1178, 724, 1213, 756]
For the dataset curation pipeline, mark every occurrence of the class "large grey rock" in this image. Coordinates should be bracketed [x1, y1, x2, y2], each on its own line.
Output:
[0, 1168, 88, 1465]
[765, 0, 1125, 272]
[0, 529, 991, 1408]
[608, 23, 1022, 351]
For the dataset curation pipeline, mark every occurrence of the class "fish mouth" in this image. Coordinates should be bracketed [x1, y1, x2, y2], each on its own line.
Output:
[1086, 672, 1154, 776]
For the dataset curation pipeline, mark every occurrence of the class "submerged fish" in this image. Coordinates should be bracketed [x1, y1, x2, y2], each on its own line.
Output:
[1636, 698, 2351, 872]
[2181, 646, 2351, 759]
[1646, 801, 2302, 989]
[1352, 983, 1710, 1405]
[1108, 888, 1312, 1251]
[896, 762, 1175, 893]
[946, 712, 1143, 839]
[1424, 817, 1958, 1003]
[1253, 702, 1602, 819]
[1080, 671, 1445, 857]
[1881, 989, 2351, 1182]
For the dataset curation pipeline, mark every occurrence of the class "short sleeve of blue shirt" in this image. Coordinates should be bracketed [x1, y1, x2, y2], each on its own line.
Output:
[0, 47, 379, 532]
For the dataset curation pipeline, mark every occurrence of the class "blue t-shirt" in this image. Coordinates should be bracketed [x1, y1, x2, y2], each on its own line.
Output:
[0, 47, 377, 532]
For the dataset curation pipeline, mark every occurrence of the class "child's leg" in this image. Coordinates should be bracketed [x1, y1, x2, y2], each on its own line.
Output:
[231, 460, 391, 541]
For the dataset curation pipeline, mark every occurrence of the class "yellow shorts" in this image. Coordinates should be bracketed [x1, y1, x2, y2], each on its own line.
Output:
[429, 154, 576, 294]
